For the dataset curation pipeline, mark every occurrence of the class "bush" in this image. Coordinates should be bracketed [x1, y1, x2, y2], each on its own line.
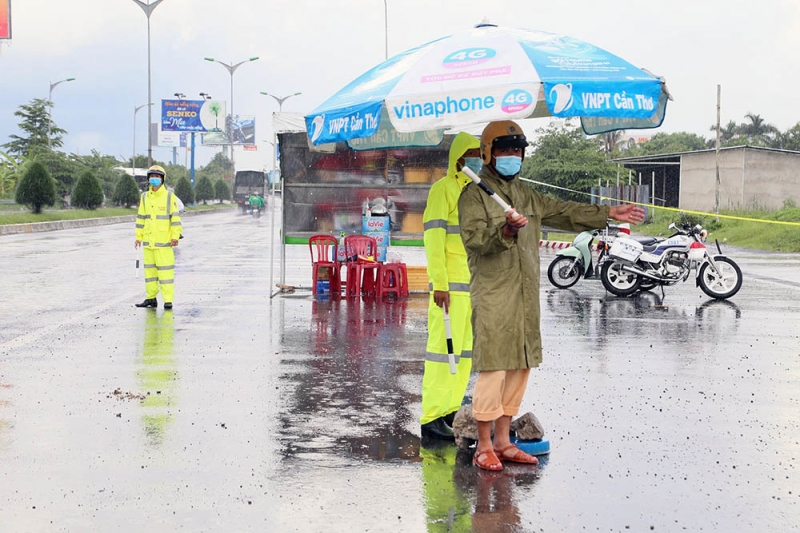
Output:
[112, 174, 141, 208]
[71, 170, 105, 210]
[174, 176, 194, 205]
[214, 179, 231, 202]
[195, 175, 214, 205]
[15, 161, 56, 214]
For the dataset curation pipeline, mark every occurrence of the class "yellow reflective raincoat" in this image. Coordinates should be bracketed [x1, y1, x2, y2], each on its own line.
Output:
[420, 132, 479, 425]
[136, 186, 182, 302]
[458, 168, 609, 371]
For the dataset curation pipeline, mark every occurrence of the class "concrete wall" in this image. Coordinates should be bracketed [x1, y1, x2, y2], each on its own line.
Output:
[679, 148, 800, 211]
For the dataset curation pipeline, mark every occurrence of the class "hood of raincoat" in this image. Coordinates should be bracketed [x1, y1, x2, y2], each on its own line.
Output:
[447, 132, 480, 185]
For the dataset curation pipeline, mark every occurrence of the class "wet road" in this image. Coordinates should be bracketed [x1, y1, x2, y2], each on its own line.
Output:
[1, 207, 799, 532]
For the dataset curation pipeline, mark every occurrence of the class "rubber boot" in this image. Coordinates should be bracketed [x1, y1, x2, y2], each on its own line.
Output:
[420, 418, 455, 441]
[135, 298, 158, 308]
[164, 302, 173, 310]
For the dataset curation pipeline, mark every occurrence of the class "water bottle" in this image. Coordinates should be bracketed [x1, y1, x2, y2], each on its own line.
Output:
[337, 231, 346, 262]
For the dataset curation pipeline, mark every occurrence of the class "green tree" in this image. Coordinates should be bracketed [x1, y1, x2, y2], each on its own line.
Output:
[74, 150, 125, 198]
[174, 176, 194, 205]
[197, 152, 234, 184]
[112, 174, 141, 207]
[71, 170, 105, 210]
[214, 179, 231, 202]
[163, 163, 188, 187]
[35, 149, 81, 205]
[626, 132, 708, 156]
[778, 123, 800, 151]
[0, 151, 28, 198]
[2, 98, 67, 157]
[194, 175, 214, 204]
[521, 123, 615, 202]
[15, 160, 56, 214]
[738, 113, 779, 146]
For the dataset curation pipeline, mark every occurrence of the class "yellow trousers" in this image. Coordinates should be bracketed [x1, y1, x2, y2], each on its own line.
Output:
[420, 292, 472, 425]
[143, 247, 175, 303]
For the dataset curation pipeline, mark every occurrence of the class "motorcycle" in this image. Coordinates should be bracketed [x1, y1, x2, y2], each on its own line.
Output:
[547, 223, 661, 290]
[600, 222, 743, 300]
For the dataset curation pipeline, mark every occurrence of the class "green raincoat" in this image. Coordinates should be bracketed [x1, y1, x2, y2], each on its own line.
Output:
[458, 168, 609, 371]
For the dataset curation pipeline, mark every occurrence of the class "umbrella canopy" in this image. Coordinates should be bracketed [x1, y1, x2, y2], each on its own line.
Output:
[306, 24, 670, 146]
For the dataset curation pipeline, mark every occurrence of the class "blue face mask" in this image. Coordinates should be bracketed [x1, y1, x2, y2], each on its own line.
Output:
[494, 156, 522, 179]
[462, 157, 482, 175]
[149, 177, 162, 188]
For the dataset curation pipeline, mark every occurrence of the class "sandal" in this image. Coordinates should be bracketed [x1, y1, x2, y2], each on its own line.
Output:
[493, 444, 539, 465]
[472, 448, 503, 471]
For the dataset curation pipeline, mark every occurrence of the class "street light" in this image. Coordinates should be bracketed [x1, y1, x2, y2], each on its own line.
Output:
[47, 77, 75, 147]
[203, 56, 260, 169]
[174, 92, 186, 99]
[259, 90, 301, 185]
[133, 102, 154, 179]
[131, 0, 166, 167]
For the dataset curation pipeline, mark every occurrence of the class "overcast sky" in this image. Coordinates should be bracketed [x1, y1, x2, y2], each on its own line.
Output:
[0, 0, 797, 170]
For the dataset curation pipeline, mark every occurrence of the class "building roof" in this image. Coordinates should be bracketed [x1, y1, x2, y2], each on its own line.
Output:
[611, 145, 800, 164]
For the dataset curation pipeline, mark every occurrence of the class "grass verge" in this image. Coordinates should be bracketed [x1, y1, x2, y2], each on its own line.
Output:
[0, 203, 235, 225]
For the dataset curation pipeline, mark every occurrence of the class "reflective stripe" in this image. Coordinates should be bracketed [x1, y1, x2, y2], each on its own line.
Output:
[159, 279, 175, 285]
[154, 243, 172, 247]
[423, 219, 447, 231]
[142, 242, 149, 246]
[136, 224, 144, 229]
[425, 350, 472, 363]
[136, 214, 147, 220]
[145, 277, 158, 283]
[446, 225, 461, 234]
[143, 263, 156, 268]
[171, 222, 181, 227]
[429, 282, 470, 293]
[156, 265, 175, 271]
[170, 213, 179, 219]
[155, 215, 170, 220]
[167, 192, 172, 216]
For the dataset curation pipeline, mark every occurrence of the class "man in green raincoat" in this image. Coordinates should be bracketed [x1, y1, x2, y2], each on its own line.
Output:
[420, 132, 481, 440]
[458, 120, 644, 471]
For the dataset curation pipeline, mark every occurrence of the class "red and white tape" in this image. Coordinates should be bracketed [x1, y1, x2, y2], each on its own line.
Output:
[539, 240, 601, 251]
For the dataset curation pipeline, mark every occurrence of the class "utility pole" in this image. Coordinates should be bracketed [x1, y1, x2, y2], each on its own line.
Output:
[715, 84, 721, 216]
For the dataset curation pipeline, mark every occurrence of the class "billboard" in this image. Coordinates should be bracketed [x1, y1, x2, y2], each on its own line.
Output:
[0, 0, 10, 40]
[231, 115, 255, 145]
[161, 99, 226, 134]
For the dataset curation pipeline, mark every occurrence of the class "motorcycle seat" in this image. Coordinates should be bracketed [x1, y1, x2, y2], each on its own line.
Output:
[634, 236, 659, 246]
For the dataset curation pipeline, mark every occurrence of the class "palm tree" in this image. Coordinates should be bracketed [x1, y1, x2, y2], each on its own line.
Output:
[738, 113, 779, 146]
[707, 120, 740, 148]
[600, 130, 626, 154]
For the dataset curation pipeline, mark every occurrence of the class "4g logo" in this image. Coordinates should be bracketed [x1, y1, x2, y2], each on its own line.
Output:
[501, 89, 533, 114]
[443, 48, 497, 69]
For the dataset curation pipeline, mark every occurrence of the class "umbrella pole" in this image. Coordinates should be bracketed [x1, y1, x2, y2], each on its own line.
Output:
[443, 307, 456, 375]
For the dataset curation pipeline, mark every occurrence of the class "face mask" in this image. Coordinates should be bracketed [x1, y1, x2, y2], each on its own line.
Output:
[494, 156, 522, 179]
[149, 178, 162, 188]
[462, 157, 482, 175]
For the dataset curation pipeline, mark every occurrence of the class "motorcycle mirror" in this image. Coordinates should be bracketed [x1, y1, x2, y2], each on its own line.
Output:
[668, 223, 677, 230]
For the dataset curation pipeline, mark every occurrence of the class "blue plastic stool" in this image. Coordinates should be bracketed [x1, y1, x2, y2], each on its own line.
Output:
[511, 436, 550, 456]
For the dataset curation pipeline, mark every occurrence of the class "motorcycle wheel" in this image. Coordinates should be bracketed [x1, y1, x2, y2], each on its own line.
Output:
[600, 260, 642, 297]
[698, 256, 742, 299]
[547, 256, 583, 289]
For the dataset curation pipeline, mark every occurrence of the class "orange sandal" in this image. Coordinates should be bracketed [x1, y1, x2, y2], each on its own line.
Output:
[472, 448, 503, 471]
[493, 444, 539, 465]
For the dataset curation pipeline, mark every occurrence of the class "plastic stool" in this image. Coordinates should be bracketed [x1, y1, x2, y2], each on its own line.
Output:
[377, 263, 409, 298]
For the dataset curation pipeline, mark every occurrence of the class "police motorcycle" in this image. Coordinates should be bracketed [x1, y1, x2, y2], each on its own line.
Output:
[547, 223, 661, 291]
[600, 221, 742, 300]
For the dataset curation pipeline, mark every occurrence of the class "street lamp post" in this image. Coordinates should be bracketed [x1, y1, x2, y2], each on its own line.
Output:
[383, 0, 388, 59]
[204, 56, 259, 170]
[259, 91, 301, 297]
[172, 92, 186, 165]
[133, 102, 154, 179]
[259, 91, 301, 183]
[131, 0, 166, 168]
[47, 77, 75, 146]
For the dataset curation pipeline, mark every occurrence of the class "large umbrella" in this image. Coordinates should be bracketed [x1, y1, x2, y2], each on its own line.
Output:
[305, 23, 670, 146]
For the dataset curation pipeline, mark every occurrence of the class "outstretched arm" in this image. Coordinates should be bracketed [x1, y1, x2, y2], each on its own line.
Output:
[609, 204, 646, 224]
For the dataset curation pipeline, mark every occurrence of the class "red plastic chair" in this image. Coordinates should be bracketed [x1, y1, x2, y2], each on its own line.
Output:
[344, 235, 380, 297]
[377, 262, 409, 298]
[309, 234, 341, 295]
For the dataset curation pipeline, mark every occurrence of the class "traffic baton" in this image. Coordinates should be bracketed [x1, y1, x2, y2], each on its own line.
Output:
[135, 249, 140, 278]
[443, 307, 456, 375]
[462, 167, 525, 224]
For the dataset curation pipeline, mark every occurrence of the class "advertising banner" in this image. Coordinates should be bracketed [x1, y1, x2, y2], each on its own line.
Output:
[0, 0, 10, 40]
[158, 130, 182, 148]
[231, 115, 255, 145]
[161, 99, 226, 133]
